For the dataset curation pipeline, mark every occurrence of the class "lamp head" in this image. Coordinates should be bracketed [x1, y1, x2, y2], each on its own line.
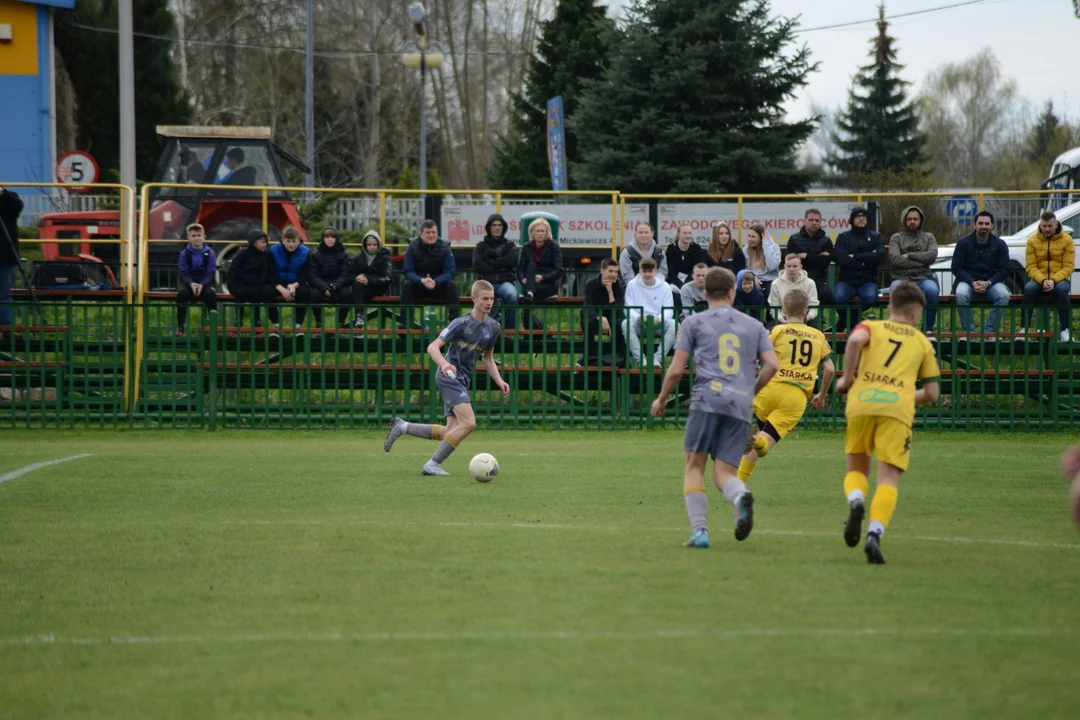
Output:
[408, 3, 426, 35]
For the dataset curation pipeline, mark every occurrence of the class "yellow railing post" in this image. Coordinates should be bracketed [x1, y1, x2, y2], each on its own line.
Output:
[261, 188, 269, 233]
[619, 196, 626, 251]
[496, 191, 502, 214]
[379, 191, 386, 247]
[132, 182, 153, 416]
[977, 193, 984, 213]
[737, 196, 744, 244]
[611, 193, 618, 258]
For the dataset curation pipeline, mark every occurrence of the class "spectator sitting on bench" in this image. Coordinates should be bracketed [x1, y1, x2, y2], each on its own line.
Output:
[518, 217, 563, 305]
[268, 227, 310, 332]
[581, 257, 627, 367]
[1022, 210, 1075, 342]
[300, 226, 353, 328]
[472, 213, 518, 329]
[619, 221, 667, 285]
[227, 229, 277, 327]
[350, 230, 391, 330]
[768, 254, 819, 326]
[705, 221, 746, 275]
[626, 257, 675, 367]
[742, 224, 781, 296]
[833, 206, 885, 332]
[679, 263, 710, 319]
[735, 270, 766, 322]
[401, 219, 460, 321]
[952, 211, 1011, 335]
[888, 206, 940, 338]
[786, 208, 835, 304]
[175, 223, 217, 336]
[666, 222, 709, 292]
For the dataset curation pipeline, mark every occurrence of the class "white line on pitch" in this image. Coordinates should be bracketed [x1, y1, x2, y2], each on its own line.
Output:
[1, 626, 1070, 648]
[224, 518, 1080, 550]
[0, 454, 93, 487]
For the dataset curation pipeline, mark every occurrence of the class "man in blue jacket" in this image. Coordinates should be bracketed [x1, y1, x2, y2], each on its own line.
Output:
[269, 226, 310, 331]
[833, 207, 885, 332]
[402, 219, 460, 321]
[951, 211, 1011, 334]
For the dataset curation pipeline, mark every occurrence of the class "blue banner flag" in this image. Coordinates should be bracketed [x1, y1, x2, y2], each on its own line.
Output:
[546, 96, 568, 192]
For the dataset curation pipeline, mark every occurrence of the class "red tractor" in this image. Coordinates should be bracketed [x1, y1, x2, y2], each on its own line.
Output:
[37, 126, 311, 288]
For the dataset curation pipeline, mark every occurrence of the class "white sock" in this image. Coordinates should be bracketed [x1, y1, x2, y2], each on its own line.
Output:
[868, 520, 885, 537]
[848, 489, 865, 505]
[400, 420, 410, 431]
[721, 477, 747, 506]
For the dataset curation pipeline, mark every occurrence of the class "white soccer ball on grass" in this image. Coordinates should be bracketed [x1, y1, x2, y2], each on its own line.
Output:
[469, 453, 499, 483]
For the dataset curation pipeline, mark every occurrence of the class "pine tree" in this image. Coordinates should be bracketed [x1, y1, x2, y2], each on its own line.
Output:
[829, 4, 925, 178]
[1027, 101, 1061, 164]
[488, 0, 612, 190]
[56, 0, 192, 181]
[571, 0, 816, 194]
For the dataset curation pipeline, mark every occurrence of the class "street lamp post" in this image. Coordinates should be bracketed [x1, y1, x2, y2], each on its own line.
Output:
[402, 4, 445, 205]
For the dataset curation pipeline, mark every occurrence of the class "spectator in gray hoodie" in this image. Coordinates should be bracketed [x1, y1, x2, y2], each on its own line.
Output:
[679, 263, 709, 319]
[619, 221, 668, 285]
[888, 206, 939, 335]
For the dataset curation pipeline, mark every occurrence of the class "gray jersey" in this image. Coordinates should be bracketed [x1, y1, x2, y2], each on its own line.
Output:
[438, 312, 501, 388]
[675, 305, 772, 422]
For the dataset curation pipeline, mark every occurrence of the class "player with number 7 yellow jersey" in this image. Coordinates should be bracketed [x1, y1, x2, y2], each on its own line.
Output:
[835, 281, 941, 566]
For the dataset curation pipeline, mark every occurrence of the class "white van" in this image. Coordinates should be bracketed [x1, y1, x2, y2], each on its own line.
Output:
[931, 199, 1080, 294]
[1045, 147, 1080, 211]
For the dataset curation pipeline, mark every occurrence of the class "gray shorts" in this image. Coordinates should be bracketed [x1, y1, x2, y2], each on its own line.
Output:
[683, 409, 753, 467]
[436, 372, 472, 418]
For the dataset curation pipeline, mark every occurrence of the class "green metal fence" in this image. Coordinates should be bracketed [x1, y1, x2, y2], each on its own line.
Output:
[2, 299, 1079, 430]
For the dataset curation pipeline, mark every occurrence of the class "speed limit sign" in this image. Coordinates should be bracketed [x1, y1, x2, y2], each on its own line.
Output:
[56, 151, 100, 193]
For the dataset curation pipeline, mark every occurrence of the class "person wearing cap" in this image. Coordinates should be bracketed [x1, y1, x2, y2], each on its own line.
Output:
[833, 207, 885, 333]
[226, 229, 277, 327]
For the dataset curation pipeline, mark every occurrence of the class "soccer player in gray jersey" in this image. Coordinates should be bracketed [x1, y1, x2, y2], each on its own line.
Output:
[383, 280, 510, 475]
[652, 267, 778, 548]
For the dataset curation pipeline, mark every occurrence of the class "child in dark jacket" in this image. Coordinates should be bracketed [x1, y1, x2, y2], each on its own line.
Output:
[227, 229, 277, 327]
[176, 223, 217, 335]
[300, 226, 353, 327]
[735, 271, 766, 322]
[350, 230, 392, 329]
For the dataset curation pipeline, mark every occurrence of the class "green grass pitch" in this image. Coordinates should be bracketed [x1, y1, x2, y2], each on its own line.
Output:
[2, 429, 1079, 719]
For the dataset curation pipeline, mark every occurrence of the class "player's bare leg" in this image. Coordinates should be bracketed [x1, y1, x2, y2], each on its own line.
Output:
[682, 452, 710, 547]
[864, 462, 902, 565]
[842, 453, 871, 548]
[713, 459, 753, 541]
[423, 405, 476, 476]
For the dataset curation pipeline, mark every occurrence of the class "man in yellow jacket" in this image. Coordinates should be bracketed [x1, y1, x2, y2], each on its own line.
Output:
[1023, 211, 1075, 341]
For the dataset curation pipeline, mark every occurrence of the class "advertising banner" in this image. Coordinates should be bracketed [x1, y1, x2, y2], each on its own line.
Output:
[655, 202, 858, 246]
[442, 204, 648, 248]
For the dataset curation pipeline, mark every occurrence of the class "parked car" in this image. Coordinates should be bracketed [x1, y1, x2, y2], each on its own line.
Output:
[931, 199, 1080, 294]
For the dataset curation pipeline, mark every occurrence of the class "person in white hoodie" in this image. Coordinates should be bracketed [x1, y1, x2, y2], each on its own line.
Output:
[626, 257, 676, 367]
[767, 254, 820, 325]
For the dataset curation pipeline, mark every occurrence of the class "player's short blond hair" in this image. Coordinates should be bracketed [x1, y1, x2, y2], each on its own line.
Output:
[471, 279, 494, 297]
[889, 281, 926, 314]
[783, 288, 810, 318]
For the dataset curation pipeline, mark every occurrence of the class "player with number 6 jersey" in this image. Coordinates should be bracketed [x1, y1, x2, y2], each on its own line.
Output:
[737, 289, 835, 485]
[651, 268, 777, 549]
[835, 281, 941, 565]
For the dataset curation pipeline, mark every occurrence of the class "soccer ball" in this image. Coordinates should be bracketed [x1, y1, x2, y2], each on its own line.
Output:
[469, 453, 499, 483]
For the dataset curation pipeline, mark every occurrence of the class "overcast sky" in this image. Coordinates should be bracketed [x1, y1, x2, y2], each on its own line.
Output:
[599, 0, 1078, 122]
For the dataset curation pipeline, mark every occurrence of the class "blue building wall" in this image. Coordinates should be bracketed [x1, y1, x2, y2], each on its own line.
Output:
[0, 1, 75, 202]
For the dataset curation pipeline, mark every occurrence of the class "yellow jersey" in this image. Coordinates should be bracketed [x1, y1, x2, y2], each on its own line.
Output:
[768, 323, 832, 398]
[844, 319, 940, 427]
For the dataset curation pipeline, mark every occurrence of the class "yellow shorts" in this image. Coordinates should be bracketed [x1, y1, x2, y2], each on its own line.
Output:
[844, 415, 913, 471]
[753, 383, 808, 439]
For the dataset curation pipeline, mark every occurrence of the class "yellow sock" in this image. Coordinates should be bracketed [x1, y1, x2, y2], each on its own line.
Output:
[870, 485, 899, 529]
[843, 471, 869, 502]
[753, 434, 770, 456]
[737, 459, 757, 483]
[431, 424, 446, 440]
[683, 483, 706, 496]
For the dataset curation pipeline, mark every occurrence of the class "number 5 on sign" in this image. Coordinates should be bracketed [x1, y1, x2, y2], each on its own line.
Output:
[718, 333, 741, 374]
[56, 151, 100, 194]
